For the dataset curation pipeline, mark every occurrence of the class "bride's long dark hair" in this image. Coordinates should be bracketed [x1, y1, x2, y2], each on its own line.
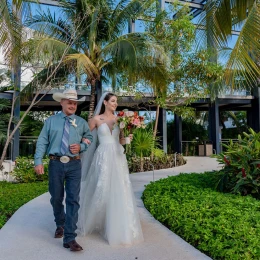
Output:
[99, 92, 116, 115]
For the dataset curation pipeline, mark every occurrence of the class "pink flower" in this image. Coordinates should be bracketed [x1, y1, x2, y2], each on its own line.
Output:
[133, 118, 140, 126]
[117, 110, 146, 136]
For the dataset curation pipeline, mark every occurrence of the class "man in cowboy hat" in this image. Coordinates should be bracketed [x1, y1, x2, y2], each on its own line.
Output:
[34, 89, 92, 251]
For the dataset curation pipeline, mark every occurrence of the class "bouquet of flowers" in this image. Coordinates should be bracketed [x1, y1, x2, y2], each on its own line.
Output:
[117, 109, 146, 145]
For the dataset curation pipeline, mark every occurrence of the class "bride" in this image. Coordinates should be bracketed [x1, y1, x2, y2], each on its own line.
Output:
[77, 92, 144, 246]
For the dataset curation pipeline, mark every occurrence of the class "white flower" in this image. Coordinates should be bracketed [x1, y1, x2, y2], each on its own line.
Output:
[70, 119, 77, 127]
[119, 121, 125, 129]
[125, 111, 134, 117]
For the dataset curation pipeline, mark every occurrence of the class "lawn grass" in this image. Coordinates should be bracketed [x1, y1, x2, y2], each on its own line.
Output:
[0, 181, 48, 229]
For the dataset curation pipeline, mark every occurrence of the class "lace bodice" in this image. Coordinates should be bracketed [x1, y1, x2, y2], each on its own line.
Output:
[97, 123, 119, 144]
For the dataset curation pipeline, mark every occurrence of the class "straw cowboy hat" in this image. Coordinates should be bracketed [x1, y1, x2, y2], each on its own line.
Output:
[52, 89, 85, 102]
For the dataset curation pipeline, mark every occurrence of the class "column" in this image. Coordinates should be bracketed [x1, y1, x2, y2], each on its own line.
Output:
[158, 108, 167, 153]
[208, 99, 220, 154]
[249, 87, 260, 132]
[174, 113, 182, 153]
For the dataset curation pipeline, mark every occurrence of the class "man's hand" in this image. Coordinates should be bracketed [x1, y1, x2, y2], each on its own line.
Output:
[82, 138, 91, 145]
[35, 164, 44, 175]
[70, 143, 81, 154]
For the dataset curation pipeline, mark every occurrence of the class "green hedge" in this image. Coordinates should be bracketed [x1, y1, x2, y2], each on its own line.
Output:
[0, 181, 48, 228]
[142, 172, 260, 260]
[11, 156, 49, 183]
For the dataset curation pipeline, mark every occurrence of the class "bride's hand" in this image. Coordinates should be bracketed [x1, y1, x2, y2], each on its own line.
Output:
[129, 134, 133, 142]
[120, 138, 126, 145]
[82, 138, 91, 145]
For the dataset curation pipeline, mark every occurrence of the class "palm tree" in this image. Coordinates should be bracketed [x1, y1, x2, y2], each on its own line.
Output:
[26, 0, 169, 118]
[198, 0, 260, 91]
[0, 0, 73, 166]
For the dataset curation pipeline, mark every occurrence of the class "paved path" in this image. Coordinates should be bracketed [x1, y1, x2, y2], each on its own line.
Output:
[0, 157, 221, 260]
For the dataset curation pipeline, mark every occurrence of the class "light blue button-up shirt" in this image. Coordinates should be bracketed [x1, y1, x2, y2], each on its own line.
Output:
[34, 111, 93, 166]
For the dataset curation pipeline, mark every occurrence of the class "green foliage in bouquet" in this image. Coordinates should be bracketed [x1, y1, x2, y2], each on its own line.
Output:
[214, 128, 260, 198]
[11, 156, 49, 183]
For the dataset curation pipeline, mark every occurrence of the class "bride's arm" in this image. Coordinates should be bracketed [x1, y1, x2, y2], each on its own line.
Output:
[82, 117, 97, 145]
[88, 116, 98, 131]
[119, 129, 126, 145]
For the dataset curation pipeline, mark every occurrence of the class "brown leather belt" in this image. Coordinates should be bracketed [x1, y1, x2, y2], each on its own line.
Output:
[49, 155, 80, 161]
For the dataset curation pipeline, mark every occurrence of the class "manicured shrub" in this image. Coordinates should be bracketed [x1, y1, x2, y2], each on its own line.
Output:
[142, 172, 260, 260]
[11, 156, 49, 183]
[214, 128, 260, 198]
[0, 181, 48, 228]
[128, 153, 185, 173]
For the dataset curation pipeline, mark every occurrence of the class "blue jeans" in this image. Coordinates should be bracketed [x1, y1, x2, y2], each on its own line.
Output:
[48, 159, 82, 243]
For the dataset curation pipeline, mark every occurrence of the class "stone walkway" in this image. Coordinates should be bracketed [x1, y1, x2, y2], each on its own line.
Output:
[0, 156, 221, 260]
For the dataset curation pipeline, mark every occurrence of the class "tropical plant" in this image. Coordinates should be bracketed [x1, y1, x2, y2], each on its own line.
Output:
[19, 112, 51, 136]
[139, 3, 224, 139]
[26, 0, 169, 119]
[214, 128, 260, 198]
[197, 0, 260, 91]
[0, 99, 11, 144]
[11, 156, 49, 183]
[221, 111, 249, 139]
[131, 128, 155, 171]
[0, 0, 75, 168]
[144, 3, 196, 137]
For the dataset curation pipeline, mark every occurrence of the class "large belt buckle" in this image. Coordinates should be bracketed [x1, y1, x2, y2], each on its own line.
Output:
[60, 156, 70, 163]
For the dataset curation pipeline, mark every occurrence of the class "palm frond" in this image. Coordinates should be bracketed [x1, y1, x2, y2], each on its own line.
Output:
[109, 0, 153, 39]
[23, 36, 75, 65]
[224, 1, 260, 89]
[63, 53, 100, 80]
[102, 32, 169, 92]
[25, 8, 72, 43]
[197, 0, 256, 48]
[0, 0, 23, 61]
[103, 32, 168, 70]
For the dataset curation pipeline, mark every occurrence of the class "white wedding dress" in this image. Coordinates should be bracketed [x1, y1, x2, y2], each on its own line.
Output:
[77, 123, 143, 246]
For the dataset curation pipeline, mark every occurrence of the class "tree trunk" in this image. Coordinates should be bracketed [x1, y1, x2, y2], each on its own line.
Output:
[140, 152, 144, 172]
[150, 105, 160, 160]
[88, 79, 102, 119]
[153, 105, 160, 138]
[88, 81, 96, 119]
